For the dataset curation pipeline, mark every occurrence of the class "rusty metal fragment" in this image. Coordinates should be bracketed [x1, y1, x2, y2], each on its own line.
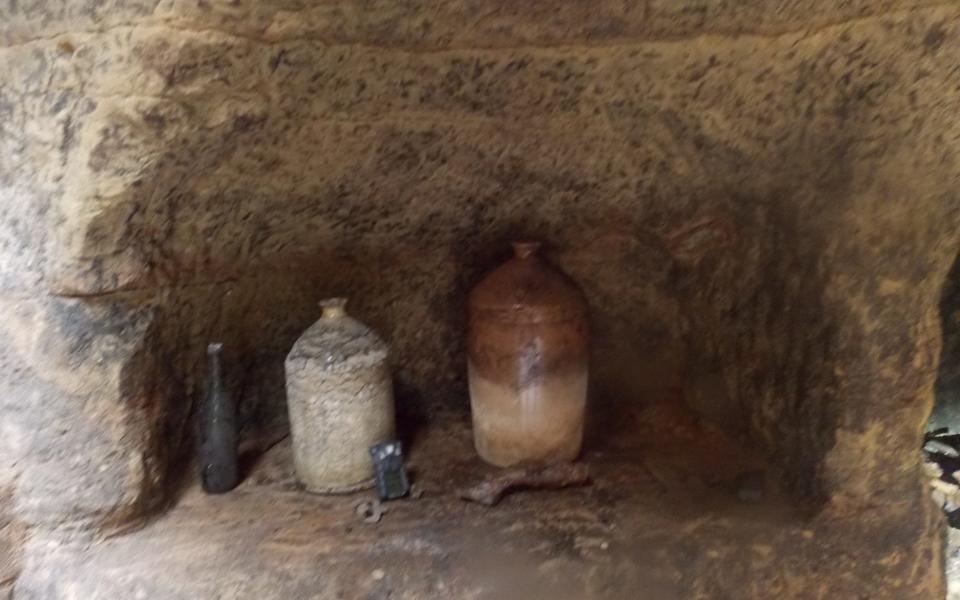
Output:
[458, 463, 591, 507]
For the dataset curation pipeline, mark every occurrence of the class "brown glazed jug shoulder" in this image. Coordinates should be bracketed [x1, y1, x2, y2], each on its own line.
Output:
[467, 242, 589, 468]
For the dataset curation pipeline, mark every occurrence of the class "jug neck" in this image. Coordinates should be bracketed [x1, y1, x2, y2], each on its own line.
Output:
[320, 297, 348, 319]
[511, 241, 541, 260]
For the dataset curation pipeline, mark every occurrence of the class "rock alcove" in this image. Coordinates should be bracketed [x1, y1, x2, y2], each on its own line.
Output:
[2, 1, 960, 598]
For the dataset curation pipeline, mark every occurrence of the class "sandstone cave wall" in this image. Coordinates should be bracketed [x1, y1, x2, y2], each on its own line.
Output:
[2, 0, 960, 553]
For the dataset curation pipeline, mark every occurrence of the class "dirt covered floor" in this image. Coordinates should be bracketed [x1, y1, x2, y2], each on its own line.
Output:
[11, 392, 831, 600]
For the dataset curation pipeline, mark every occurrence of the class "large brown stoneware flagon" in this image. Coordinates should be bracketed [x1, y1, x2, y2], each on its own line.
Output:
[467, 242, 589, 468]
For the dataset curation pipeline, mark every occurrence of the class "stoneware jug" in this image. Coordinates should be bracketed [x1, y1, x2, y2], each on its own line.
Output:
[467, 242, 589, 468]
[284, 298, 395, 493]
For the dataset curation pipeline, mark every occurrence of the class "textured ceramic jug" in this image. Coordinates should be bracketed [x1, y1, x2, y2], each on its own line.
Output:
[467, 242, 589, 467]
[284, 298, 395, 493]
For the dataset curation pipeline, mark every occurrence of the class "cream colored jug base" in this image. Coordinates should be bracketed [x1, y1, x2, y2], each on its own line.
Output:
[302, 477, 375, 495]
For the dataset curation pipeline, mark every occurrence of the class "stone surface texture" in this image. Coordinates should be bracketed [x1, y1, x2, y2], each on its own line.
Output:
[2, 0, 960, 597]
[0, 406, 840, 599]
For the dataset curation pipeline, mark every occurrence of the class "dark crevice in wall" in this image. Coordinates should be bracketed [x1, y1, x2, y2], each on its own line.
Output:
[931, 252, 960, 431]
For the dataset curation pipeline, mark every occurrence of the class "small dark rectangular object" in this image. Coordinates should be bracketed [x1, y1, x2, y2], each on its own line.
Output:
[369, 440, 410, 501]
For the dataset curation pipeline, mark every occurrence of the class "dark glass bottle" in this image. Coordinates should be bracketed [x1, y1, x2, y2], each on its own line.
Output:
[200, 342, 238, 493]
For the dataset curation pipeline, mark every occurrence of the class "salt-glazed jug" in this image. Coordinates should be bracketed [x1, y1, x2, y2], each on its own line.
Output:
[467, 242, 589, 468]
[284, 298, 395, 493]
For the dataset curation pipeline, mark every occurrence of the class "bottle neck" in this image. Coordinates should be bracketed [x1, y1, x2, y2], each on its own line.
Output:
[207, 343, 223, 381]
